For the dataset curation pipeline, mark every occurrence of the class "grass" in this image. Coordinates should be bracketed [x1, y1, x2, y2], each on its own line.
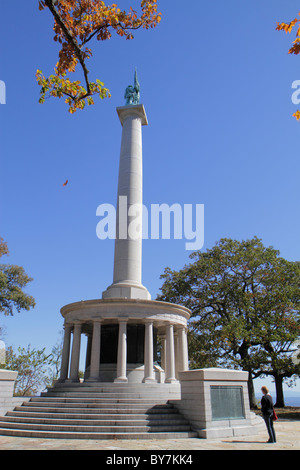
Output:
[254, 407, 300, 421]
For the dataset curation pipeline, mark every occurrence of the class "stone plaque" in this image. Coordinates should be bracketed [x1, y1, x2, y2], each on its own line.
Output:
[210, 385, 245, 420]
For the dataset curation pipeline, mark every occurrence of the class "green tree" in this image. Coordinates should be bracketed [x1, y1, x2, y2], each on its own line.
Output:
[0, 238, 35, 316]
[158, 237, 300, 408]
[46, 331, 64, 387]
[4, 345, 52, 396]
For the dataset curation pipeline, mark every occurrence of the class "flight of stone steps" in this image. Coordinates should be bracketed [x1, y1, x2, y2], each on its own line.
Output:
[0, 383, 198, 439]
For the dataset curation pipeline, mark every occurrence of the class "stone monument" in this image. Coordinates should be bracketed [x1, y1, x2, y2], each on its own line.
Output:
[0, 73, 264, 440]
[58, 71, 190, 385]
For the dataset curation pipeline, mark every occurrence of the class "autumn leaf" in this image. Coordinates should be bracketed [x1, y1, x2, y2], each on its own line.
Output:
[37, 0, 161, 113]
[277, 12, 300, 121]
[293, 110, 300, 121]
[63, 179, 68, 186]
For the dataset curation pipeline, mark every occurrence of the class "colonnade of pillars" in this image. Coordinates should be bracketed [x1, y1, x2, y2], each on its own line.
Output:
[59, 320, 189, 384]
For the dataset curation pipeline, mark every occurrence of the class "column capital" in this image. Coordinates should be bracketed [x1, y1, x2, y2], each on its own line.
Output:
[116, 104, 148, 126]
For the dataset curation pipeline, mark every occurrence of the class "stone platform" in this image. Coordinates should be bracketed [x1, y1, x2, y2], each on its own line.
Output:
[0, 382, 197, 440]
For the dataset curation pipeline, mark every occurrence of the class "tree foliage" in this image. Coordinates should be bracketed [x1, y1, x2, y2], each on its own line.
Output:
[276, 13, 300, 121]
[0, 238, 35, 316]
[4, 345, 52, 396]
[158, 237, 300, 407]
[37, 0, 161, 113]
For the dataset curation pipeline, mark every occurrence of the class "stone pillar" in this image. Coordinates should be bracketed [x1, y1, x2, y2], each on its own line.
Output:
[160, 335, 166, 372]
[85, 334, 92, 376]
[102, 104, 150, 301]
[177, 327, 189, 372]
[165, 324, 177, 383]
[143, 321, 156, 383]
[69, 322, 82, 382]
[174, 331, 179, 378]
[114, 320, 128, 382]
[58, 324, 72, 382]
[0, 370, 18, 416]
[88, 320, 102, 382]
[183, 327, 189, 371]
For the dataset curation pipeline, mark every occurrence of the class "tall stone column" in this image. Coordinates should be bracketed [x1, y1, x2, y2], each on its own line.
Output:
[102, 104, 150, 301]
[88, 320, 102, 382]
[69, 322, 82, 382]
[114, 320, 128, 382]
[143, 321, 156, 383]
[177, 327, 189, 372]
[165, 324, 178, 383]
[58, 324, 72, 382]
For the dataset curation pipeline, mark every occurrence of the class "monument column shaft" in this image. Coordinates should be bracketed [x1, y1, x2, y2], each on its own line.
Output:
[102, 105, 150, 300]
[113, 113, 143, 285]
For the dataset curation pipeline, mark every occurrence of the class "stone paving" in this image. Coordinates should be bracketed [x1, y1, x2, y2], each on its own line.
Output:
[0, 421, 299, 450]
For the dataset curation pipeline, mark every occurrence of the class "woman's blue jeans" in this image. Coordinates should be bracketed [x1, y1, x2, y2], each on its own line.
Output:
[263, 414, 276, 443]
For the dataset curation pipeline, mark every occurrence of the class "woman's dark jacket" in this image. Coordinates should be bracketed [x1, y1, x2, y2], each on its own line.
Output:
[261, 394, 274, 416]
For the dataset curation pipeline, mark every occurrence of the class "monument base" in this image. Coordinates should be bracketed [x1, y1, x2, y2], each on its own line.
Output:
[102, 281, 151, 300]
[84, 363, 164, 384]
[169, 368, 264, 439]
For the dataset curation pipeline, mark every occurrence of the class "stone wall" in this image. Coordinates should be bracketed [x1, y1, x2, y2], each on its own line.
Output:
[0, 369, 30, 416]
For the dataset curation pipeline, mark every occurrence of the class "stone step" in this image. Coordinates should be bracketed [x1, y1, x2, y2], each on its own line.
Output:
[6, 410, 183, 421]
[0, 415, 189, 427]
[21, 401, 174, 410]
[0, 420, 192, 433]
[0, 385, 196, 440]
[50, 382, 180, 391]
[0, 428, 198, 440]
[14, 405, 179, 415]
[42, 392, 175, 399]
[32, 396, 168, 403]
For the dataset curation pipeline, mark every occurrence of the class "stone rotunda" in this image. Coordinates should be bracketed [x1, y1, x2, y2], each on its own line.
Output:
[57, 99, 190, 387]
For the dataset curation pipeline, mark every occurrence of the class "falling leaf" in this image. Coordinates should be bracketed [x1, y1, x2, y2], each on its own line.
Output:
[63, 179, 68, 187]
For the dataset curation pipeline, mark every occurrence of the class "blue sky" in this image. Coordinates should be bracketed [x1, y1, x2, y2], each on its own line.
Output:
[0, 1, 299, 395]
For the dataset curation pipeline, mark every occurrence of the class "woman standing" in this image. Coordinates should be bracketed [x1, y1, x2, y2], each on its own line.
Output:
[261, 386, 277, 443]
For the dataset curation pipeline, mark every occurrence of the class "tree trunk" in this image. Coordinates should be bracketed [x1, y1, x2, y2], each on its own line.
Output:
[274, 373, 285, 407]
[247, 371, 257, 409]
